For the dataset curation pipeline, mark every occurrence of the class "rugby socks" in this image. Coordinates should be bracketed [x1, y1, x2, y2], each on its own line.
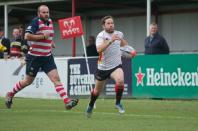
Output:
[89, 89, 98, 107]
[115, 84, 124, 105]
[55, 85, 70, 104]
[10, 82, 24, 96]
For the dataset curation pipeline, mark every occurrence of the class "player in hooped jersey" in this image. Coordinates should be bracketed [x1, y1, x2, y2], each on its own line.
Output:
[86, 15, 128, 117]
[5, 5, 78, 110]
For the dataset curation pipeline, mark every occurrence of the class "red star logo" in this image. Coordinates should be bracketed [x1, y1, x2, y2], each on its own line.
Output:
[135, 67, 145, 86]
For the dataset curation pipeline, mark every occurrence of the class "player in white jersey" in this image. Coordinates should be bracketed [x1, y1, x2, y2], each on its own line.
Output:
[86, 15, 128, 117]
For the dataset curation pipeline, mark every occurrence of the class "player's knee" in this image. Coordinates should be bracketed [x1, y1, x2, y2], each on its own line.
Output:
[92, 89, 100, 96]
[116, 79, 124, 87]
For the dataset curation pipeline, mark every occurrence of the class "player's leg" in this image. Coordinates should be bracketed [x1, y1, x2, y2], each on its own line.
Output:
[44, 55, 78, 110]
[5, 54, 38, 109]
[88, 79, 106, 107]
[47, 68, 78, 110]
[5, 75, 35, 108]
[86, 79, 106, 117]
[110, 67, 125, 113]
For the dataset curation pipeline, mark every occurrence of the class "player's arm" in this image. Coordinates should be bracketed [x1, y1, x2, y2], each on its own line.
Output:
[25, 31, 51, 41]
[120, 38, 128, 47]
[25, 18, 50, 41]
[119, 32, 128, 47]
[96, 34, 119, 53]
[25, 33, 49, 41]
[96, 40, 112, 53]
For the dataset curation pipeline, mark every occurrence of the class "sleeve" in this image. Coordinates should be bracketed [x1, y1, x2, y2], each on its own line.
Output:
[118, 31, 124, 39]
[96, 33, 104, 47]
[25, 18, 39, 34]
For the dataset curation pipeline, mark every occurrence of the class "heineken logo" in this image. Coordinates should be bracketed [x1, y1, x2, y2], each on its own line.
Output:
[135, 67, 198, 87]
[135, 67, 145, 86]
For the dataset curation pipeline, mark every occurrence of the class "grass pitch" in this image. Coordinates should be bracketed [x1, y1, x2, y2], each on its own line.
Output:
[0, 98, 198, 131]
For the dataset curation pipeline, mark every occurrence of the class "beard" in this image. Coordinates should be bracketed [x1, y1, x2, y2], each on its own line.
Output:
[39, 14, 49, 22]
[105, 28, 114, 34]
[41, 17, 49, 22]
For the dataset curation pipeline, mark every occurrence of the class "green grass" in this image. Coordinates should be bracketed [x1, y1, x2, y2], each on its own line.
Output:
[0, 98, 198, 131]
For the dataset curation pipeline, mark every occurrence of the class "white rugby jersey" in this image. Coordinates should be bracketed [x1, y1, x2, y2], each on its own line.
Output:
[96, 30, 123, 70]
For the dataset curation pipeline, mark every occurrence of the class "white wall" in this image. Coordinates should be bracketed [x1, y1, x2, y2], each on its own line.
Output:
[0, 58, 68, 99]
[159, 13, 198, 52]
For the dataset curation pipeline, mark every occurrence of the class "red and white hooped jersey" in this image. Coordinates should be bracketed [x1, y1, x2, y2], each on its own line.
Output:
[26, 17, 54, 56]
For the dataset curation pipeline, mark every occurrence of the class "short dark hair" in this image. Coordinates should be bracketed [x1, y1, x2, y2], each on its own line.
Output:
[101, 15, 113, 25]
[150, 23, 158, 27]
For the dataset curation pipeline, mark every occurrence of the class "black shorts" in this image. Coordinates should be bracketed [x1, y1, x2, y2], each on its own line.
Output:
[25, 54, 57, 77]
[95, 64, 122, 81]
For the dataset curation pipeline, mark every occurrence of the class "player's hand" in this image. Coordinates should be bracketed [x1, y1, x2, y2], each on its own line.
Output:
[111, 34, 120, 42]
[43, 32, 51, 39]
[51, 41, 56, 48]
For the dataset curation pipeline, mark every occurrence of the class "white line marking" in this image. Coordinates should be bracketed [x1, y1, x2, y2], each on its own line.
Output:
[0, 109, 196, 120]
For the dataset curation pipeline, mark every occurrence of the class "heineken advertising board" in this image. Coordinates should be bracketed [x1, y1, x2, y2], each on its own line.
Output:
[132, 54, 198, 99]
[67, 57, 132, 98]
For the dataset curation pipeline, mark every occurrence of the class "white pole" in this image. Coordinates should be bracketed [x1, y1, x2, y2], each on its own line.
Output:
[81, 35, 91, 75]
[4, 4, 8, 38]
[147, 0, 151, 36]
[81, 35, 96, 108]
